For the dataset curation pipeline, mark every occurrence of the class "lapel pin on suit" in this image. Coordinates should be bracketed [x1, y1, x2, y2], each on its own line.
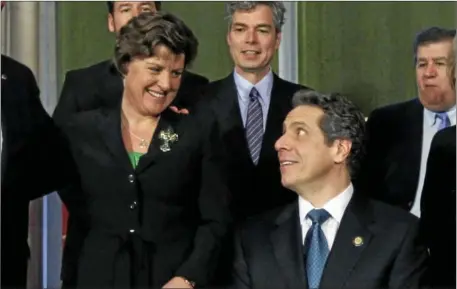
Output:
[353, 236, 364, 247]
[1, 74, 7, 80]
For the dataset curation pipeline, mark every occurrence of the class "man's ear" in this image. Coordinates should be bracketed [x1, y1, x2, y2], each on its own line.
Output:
[108, 13, 115, 33]
[332, 139, 352, 165]
[275, 31, 282, 50]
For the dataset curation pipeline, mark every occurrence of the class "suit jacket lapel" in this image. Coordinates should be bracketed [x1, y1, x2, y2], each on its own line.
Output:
[215, 74, 253, 167]
[216, 73, 292, 167]
[270, 203, 308, 289]
[97, 106, 132, 173]
[404, 99, 423, 196]
[259, 74, 293, 165]
[319, 194, 374, 289]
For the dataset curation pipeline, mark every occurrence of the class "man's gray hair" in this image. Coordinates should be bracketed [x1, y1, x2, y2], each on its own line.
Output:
[225, 1, 286, 32]
[292, 90, 366, 177]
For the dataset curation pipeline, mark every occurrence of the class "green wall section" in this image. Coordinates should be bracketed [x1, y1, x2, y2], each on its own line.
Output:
[298, 1, 456, 114]
[57, 2, 113, 88]
[56, 2, 455, 113]
[161, 1, 233, 80]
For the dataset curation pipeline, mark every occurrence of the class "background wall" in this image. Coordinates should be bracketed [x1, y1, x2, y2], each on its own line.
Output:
[56, 2, 279, 89]
[298, 1, 456, 114]
[56, 2, 455, 114]
[56, 2, 113, 87]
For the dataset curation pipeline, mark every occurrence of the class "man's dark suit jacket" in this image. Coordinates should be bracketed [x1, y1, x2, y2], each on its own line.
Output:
[1, 55, 69, 288]
[203, 73, 309, 285]
[57, 102, 231, 288]
[53, 59, 209, 287]
[203, 73, 309, 222]
[53, 59, 209, 123]
[356, 98, 425, 210]
[420, 125, 456, 289]
[231, 194, 429, 289]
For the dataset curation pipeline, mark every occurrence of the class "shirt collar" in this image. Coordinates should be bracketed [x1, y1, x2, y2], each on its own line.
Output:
[233, 68, 274, 103]
[299, 183, 354, 226]
[423, 105, 456, 127]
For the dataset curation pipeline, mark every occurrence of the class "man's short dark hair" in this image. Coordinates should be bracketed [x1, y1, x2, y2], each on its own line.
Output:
[107, 1, 162, 14]
[413, 26, 456, 64]
[114, 12, 198, 75]
[291, 90, 366, 177]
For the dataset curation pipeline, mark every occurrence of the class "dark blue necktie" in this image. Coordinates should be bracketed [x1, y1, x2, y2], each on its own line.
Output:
[436, 112, 450, 131]
[304, 209, 331, 289]
[245, 87, 264, 165]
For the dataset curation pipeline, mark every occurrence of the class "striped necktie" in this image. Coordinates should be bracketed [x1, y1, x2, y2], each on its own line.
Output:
[245, 87, 264, 165]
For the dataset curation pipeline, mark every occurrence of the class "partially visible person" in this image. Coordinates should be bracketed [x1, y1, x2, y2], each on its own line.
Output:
[230, 90, 429, 289]
[204, 1, 311, 222]
[357, 27, 456, 216]
[56, 12, 230, 288]
[420, 125, 456, 288]
[53, 1, 208, 125]
[1, 43, 71, 289]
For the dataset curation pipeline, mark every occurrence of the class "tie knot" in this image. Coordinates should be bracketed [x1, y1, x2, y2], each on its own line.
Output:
[306, 209, 330, 225]
[436, 112, 448, 121]
[435, 112, 450, 129]
[249, 87, 260, 101]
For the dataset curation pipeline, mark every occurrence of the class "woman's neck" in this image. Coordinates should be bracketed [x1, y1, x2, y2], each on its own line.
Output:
[121, 97, 158, 128]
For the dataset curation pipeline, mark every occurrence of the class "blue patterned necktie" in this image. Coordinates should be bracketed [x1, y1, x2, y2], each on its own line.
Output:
[245, 87, 264, 165]
[436, 112, 450, 131]
[304, 209, 331, 289]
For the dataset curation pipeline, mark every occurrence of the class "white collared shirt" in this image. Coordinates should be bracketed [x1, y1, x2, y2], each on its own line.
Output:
[410, 106, 456, 217]
[299, 183, 354, 250]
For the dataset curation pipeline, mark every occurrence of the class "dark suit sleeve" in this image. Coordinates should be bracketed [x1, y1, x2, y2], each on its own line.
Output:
[172, 72, 210, 111]
[419, 128, 456, 288]
[11, 65, 75, 200]
[174, 110, 232, 286]
[389, 220, 429, 289]
[53, 71, 80, 125]
[228, 229, 251, 289]
[419, 134, 443, 247]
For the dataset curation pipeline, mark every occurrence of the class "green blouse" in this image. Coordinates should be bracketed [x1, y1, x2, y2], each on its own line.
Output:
[128, 151, 144, 169]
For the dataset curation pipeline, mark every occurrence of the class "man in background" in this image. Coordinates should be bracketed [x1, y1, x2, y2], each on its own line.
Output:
[419, 36, 456, 288]
[204, 1, 310, 223]
[357, 27, 456, 216]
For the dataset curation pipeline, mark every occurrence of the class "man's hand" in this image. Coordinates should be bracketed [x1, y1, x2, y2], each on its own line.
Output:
[170, 105, 189, 115]
[162, 276, 194, 288]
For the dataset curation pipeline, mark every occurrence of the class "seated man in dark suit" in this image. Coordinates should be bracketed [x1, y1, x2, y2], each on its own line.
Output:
[357, 27, 456, 217]
[230, 90, 429, 289]
[420, 125, 456, 289]
[1, 54, 71, 288]
[53, 1, 208, 124]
